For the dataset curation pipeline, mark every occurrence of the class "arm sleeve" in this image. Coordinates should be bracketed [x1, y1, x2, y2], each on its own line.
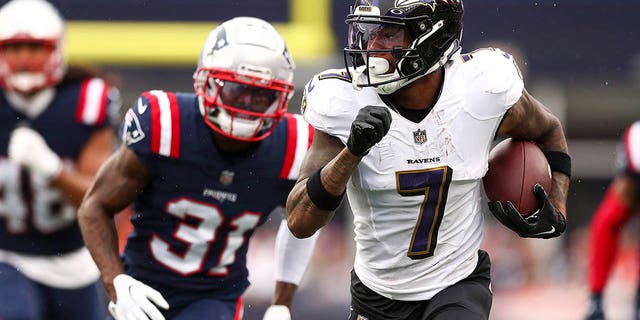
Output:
[273, 220, 319, 285]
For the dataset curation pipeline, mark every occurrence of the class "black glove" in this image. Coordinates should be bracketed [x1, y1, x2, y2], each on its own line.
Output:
[488, 184, 566, 239]
[585, 294, 605, 320]
[346, 105, 392, 157]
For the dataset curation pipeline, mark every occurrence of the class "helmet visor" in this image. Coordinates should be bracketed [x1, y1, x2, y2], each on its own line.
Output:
[215, 80, 280, 115]
[349, 22, 407, 51]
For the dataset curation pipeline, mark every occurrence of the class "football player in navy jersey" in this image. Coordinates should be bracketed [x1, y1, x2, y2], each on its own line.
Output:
[0, 0, 120, 319]
[286, 1, 570, 320]
[78, 17, 318, 320]
[585, 121, 640, 320]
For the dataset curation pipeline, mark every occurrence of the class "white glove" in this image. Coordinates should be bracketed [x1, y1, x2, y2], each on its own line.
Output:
[262, 305, 291, 320]
[108, 274, 169, 320]
[8, 127, 62, 180]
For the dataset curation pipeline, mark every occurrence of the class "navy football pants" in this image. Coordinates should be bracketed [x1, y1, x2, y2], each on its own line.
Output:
[168, 297, 242, 320]
[0, 263, 105, 320]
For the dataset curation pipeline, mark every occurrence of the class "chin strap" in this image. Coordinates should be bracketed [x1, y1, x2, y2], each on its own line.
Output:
[350, 65, 367, 91]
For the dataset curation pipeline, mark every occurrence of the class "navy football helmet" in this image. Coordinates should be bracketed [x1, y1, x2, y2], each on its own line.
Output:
[344, 0, 463, 94]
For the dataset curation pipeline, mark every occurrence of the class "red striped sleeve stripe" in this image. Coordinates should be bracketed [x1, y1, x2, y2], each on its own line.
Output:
[167, 92, 180, 158]
[143, 90, 180, 158]
[307, 124, 315, 149]
[280, 114, 313, 180]
[280, 114, 298, 179]
[74, 78, 109, 125]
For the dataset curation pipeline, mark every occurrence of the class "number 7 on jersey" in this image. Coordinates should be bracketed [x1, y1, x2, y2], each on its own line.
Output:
[396, 166, 452, 259]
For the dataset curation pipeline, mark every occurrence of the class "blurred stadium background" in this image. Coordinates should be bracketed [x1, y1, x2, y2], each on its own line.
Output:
[6, 0, 639, 319]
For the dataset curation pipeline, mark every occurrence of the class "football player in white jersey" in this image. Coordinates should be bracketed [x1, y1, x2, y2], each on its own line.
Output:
[286, 1, 570, 319]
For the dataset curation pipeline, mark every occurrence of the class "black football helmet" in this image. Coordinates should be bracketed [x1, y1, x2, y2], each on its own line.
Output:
[344, 0, 463, 94]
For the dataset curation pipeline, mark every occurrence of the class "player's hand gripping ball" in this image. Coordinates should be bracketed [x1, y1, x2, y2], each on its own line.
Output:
[483, 138, 551, 217]
[484, 139, 566, 238]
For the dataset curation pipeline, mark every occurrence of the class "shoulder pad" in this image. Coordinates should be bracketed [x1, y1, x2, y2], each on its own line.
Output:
[279, 113, 314, 180]
[301, 68, 358, 139]
[456, 48, 525, 119]
[460, 48, 523, 98]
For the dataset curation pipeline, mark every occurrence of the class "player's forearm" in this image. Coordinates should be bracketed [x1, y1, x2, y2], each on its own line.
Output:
[286, 148, 360, 238]
[533, 114, 570, 217]
[286, 181, 334, 238]
[78, 198, 125, 300]
[549, 172, 569, 217]
[52, 170, 95, 208]
[272, 281, 298, 307]
[534, 112, 569, 154]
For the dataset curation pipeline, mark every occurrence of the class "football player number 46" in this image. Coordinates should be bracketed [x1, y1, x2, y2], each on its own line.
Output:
[396, 166, 452, 259]
[0, 161, 75, 234]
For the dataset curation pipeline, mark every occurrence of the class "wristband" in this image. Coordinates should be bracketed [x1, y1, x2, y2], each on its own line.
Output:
[306, 167, 345, 211]
[544, 151, 571, 178]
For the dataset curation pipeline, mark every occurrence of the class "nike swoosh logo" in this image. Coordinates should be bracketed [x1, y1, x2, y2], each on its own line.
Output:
[137, 99, 148, 114]
[532, 226, 555, 236]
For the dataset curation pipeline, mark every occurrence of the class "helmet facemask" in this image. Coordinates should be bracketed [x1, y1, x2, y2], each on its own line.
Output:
[193, 17, 295, 142]
[194, 66, 293, 142]
[344, 19, 425, 94]
[344, 0, 463, 94]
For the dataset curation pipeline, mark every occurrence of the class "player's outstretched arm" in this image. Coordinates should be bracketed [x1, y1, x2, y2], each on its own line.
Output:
[54, 127, 115, 207]
[287, 105, 391, 238]
[8, 126, 114, 208]
[263, 282, 297, 320]
[286, 130, 348, 238]
[79, 145, 169, 320]
[263, 220, 320, 319]
[77, 145, 149, 300]
[492, 90, 571, 238]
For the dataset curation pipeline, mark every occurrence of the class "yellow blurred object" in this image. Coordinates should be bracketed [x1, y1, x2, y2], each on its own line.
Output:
[66, 0, 334, 65]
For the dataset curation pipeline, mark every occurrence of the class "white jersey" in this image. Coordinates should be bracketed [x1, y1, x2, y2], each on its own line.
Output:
[302, 48, 524, 300]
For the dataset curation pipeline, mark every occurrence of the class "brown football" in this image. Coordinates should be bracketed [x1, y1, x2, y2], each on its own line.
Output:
[483, 138, 552, 217]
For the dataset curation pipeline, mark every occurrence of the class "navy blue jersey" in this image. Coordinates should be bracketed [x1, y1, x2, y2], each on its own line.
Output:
[0, 78, 116, 255]
[120, 90, 313, 299]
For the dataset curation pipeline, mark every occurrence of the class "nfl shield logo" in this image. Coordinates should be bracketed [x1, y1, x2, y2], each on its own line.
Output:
[219, 170, 235, 186]
[413, 129, 427, 145]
